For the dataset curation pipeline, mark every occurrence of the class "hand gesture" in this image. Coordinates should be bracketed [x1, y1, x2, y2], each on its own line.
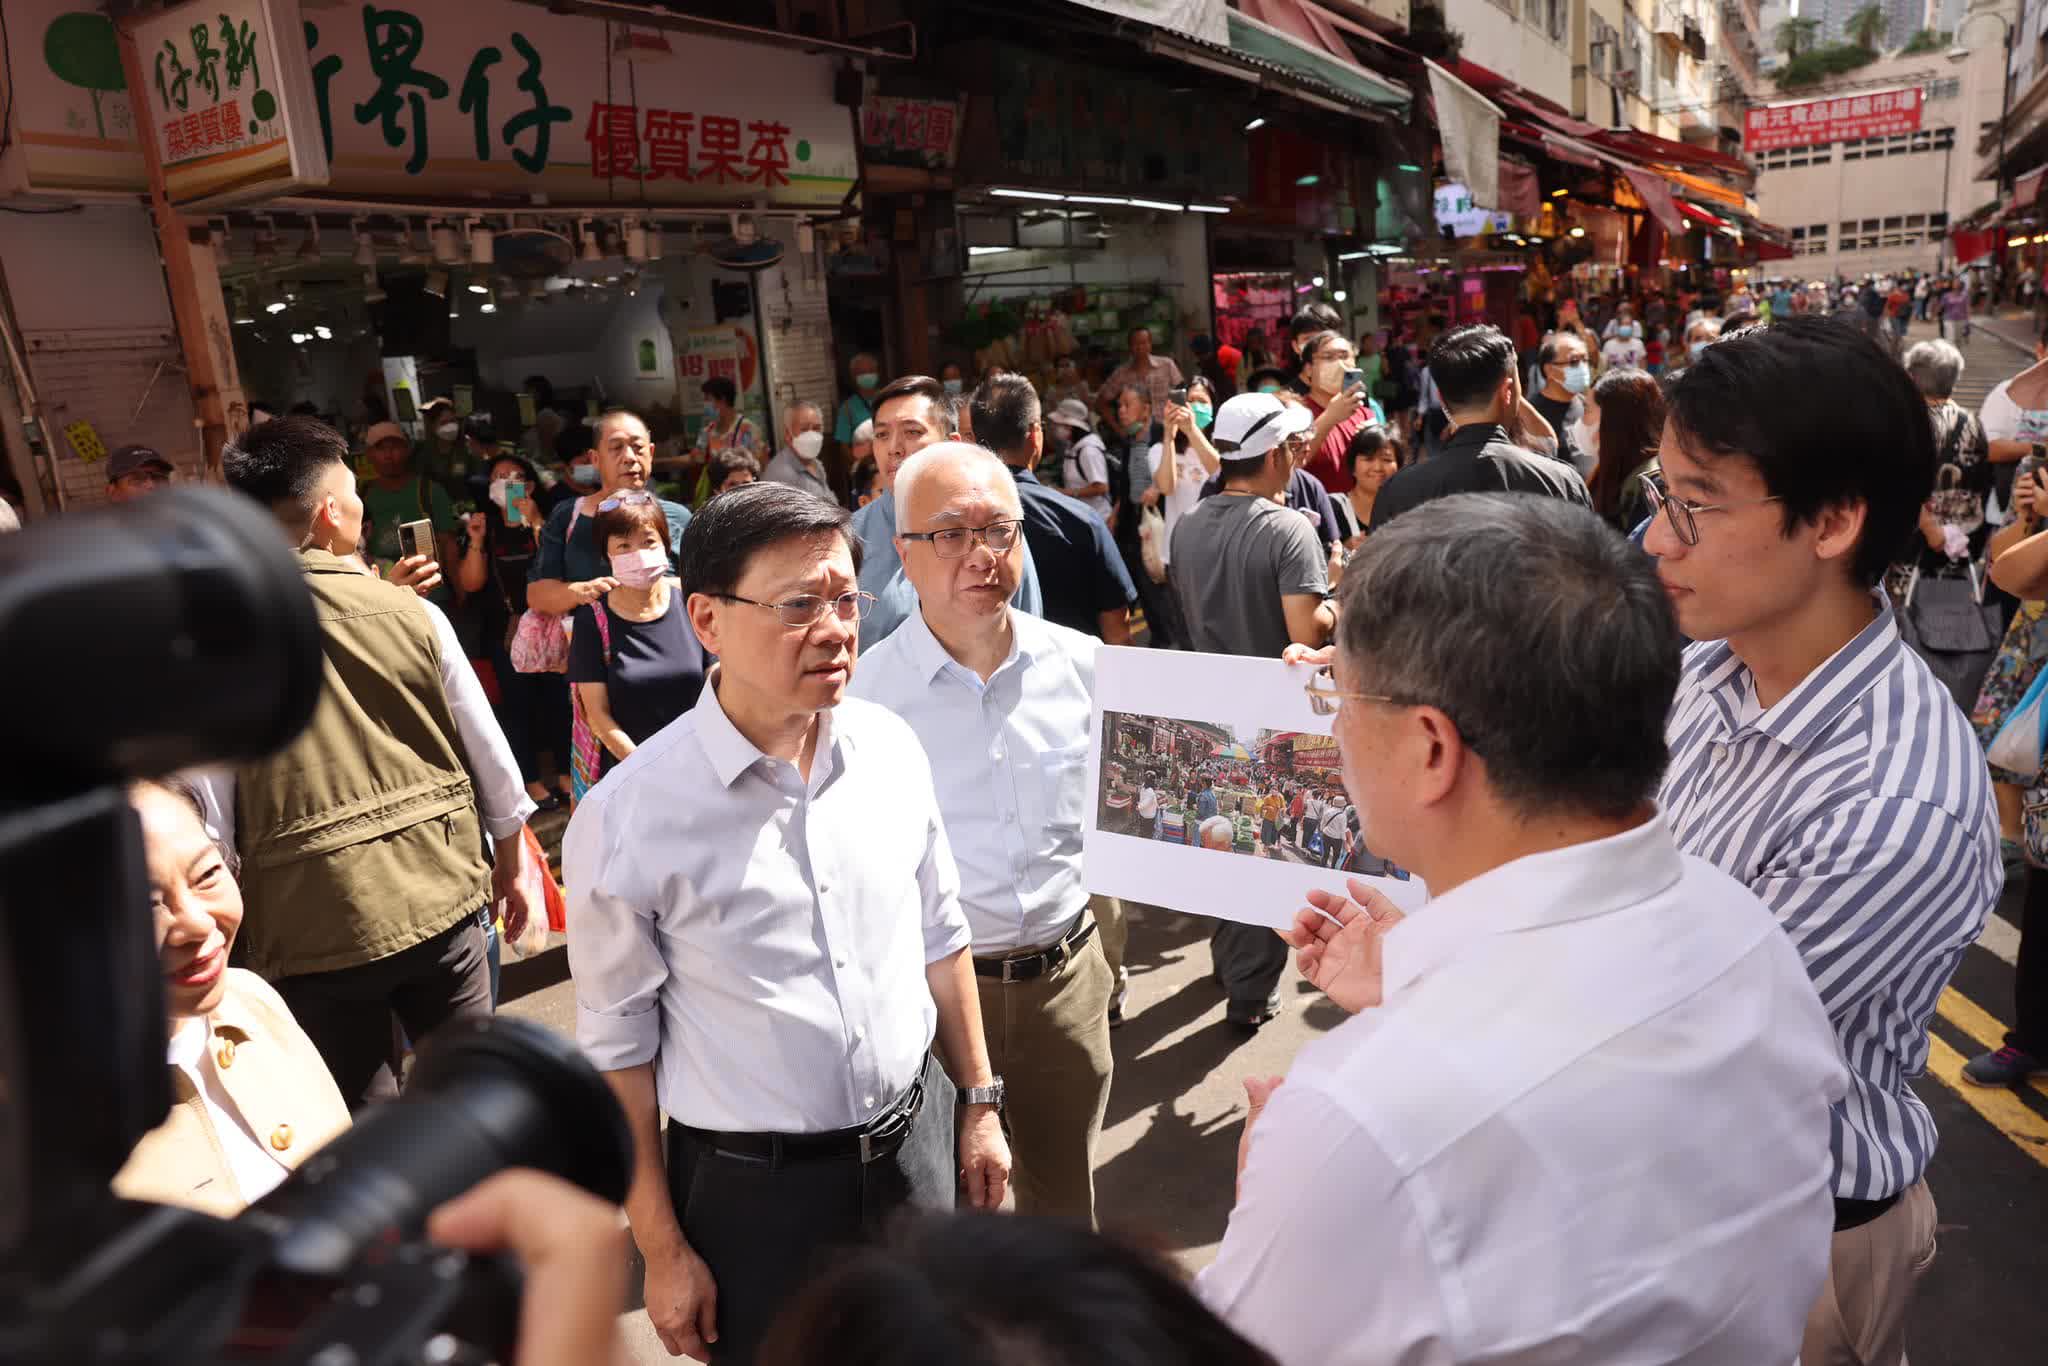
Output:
[1281, 879, 1406, 1014]
[641, 1242, 720, 1359]
[1163, 400, 1192, 434]
[1280, 643, 1335, 667]
[464, 510, 489, 543]
[515, 496, 543, 528]
[426, 1171, 627, 1366]
[1324, 382, 1364, 426]
[958, 1102, 1012, 1209]
[572, 577, 621, 605]
[388, 554, 443, 597]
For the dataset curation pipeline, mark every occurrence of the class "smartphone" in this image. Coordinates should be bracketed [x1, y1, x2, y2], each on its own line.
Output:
[1342, 367, 1366, 392]
[503, 481, 527, 526]
[1167, 385, 1189, 407]
[397, 518, 433, 561]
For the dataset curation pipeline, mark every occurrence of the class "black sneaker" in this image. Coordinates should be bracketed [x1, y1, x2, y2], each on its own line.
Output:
[1225, 993, 1283, 1031]
[1962, 1044, 2045, 1087]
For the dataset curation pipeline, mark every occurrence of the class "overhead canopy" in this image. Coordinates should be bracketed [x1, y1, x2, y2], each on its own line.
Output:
[1223, 9, 1412, 114]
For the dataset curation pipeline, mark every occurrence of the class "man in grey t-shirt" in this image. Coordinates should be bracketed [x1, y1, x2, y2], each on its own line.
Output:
[1169, 392, 1337, 1028]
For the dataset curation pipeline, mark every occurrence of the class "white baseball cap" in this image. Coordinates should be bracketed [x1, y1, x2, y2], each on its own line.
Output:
[1210, 392, 1313, 461]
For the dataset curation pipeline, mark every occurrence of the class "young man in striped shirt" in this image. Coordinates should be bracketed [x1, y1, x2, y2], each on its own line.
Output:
[1645, 315, 2002, 1366]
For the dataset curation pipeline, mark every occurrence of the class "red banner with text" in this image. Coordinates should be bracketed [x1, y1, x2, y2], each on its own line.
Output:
[1743, 87, 1922, 153]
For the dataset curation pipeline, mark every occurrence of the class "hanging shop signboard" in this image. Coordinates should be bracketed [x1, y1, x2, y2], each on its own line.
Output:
[125, 0, 331, 207]
[3, 0, 854, 207]
[860, 94, 963, 171]
[1434, 183, 1509, 238]
[1742, 86, 1923, 154]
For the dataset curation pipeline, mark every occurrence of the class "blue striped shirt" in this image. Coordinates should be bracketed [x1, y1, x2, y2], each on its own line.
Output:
[1659, 600, 2000, 1200]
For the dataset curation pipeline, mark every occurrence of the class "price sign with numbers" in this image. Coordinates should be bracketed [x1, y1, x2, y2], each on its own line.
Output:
[66, 420, 110, 464]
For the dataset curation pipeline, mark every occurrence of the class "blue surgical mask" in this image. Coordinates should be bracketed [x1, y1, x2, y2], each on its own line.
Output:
[943, 378, 963, 396]
[1689, 339, 1710, 361]
[1561, 362, 1591, 394]
[1616, 324, 1635, 339]
[569, 462, 600, 487]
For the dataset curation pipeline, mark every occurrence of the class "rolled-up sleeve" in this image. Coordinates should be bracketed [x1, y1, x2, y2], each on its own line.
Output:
[422, 599, 536, 840]
[563, 792, 666, 1070]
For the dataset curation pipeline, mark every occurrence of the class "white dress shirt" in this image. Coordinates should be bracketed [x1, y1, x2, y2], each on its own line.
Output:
[849, 611, 1097, 954]
[564, 674, 973, 1132]
[189, 598, 535, 850]
[1199, 816, 1847, 1366]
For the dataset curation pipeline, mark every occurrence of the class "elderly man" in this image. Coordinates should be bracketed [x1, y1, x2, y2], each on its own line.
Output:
[1197, 815, 1235, 852]
[851, 441, 1113, 1226]
[834, 351, 882, 449]
[104, 443, 176, 503]
[1529, 333, 1592, 472]
[762, 401, 835, 503]
[1095, 325, 1183, 432]
[1202, 494, 1847, 1366]
[566, 482, 1011, 1366]
[851, 375, 1042, 645]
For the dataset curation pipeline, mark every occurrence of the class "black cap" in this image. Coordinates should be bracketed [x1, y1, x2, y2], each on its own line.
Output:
[106, 444, 173, 481]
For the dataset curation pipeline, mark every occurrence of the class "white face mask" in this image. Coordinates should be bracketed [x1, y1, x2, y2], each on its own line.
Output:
[488, 477, 513, 510]
[792, 430, 824, 461]
[609, 546, 668, 588]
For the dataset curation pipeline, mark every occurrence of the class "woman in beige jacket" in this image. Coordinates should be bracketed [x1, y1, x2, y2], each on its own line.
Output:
[113, 780, 351, 1216]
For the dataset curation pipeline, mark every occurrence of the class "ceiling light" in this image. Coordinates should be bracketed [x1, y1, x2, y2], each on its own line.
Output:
[623, 272, 639, 298]
[1551, 188, 1569, 197]
[646, 222, 664, 261]
[2015, 236, 2035, 247]
[1067, 195, 1129, 205]
[480, 283, 499, 314]
[468, 219, 495, 266]
[263, 284, 287, 314]
[468, 279, 490, 294]
[968, 246, 1013, 256]
[1187, 203, 1232, 214]
[623, 216, 648, 262]
[400, 221, 428, 264]
[314, 324, 334, 340]
[290, 331, 310, 345]
[991, 188, 1065, 201]
[731, 213, 759, 245]
[423, 268, 449, 298]
[1128, 197, 1184, 212]
[1396, 163, 1422, 172]
[352, 220, 376, 267]
[1338, 250, 1369, 261]
[432, 220, 463, 264]
[1569, 226, 1587, 238]
[2035, 234, 2048, 245]
[1333, 289, 1348, 302]
[362, 269, 386, 305]
[1312, 275, 1326, 287]
[1244, 117, 1267, 131]
[297, 217, 323, 260]
[252, 216, 279, 258]
[580, 218, 604, 261]
[1295, 174, 1321, 186]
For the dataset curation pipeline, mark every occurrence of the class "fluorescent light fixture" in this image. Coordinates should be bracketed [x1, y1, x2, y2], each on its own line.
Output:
[991, 188, 1065, 201]
[968, 246, 1013, 256]
[1187, 203, 1232, 214]
[1067, 195, 1129, 205]
[1396, 163, 1422, 172]
[1339, 250, 1369, 261]
[1244, 117, 1266, 131]
[468, 280, 489, 294]
[2013, 236, 2033, 247]
[1296, 174, 1321, 186]
[1127, 197, 1183, 212]
[1551, 188, 1569, 197]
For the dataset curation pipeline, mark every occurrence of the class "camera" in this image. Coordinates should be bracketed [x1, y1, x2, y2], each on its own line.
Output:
[0, 487, 631, 1365]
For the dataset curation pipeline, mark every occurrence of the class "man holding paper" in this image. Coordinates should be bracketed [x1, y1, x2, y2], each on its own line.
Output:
[1201, 493, 1846, 1366]
[851, 441, 1114, 1226]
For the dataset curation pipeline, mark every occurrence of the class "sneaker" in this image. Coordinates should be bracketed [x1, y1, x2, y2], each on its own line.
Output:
[1225, 993, 1283, 1031]
[1962, 1045, 2045, 1088]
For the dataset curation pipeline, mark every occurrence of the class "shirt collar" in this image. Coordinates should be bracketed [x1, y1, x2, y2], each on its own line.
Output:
[1382, 813, 1685, 998]
[693, 665, 840, 789]
[1441, 423, 1509, 456]
[1010, 466, 1044, 486]
[899, 608, 1028, 687]
[1714, 592, 1901, 749]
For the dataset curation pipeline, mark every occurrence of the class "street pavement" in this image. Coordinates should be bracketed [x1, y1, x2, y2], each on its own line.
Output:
[502, 330, 2048, 1361]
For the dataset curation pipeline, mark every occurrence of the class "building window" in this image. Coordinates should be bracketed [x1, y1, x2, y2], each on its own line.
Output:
[1928, 76, 1961, 101]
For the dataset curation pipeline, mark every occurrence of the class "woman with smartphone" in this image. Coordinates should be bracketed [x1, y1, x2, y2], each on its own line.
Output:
[1296, 331, 1385, 496]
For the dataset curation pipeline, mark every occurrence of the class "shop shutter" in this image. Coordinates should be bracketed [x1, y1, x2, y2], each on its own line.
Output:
[23, 327, 201, 510]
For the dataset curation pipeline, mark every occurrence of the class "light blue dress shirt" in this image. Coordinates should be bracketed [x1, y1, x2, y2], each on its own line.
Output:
[850, 610, 1098, 953]
[850, 492, 1044, 645]
[562, 674, 972, 1132]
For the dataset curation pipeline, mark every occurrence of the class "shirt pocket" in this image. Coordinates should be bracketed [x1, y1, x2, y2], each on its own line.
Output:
[1038, 743, 1090, 832]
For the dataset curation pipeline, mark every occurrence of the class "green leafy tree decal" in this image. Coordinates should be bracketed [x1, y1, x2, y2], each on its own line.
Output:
[43, 12, 126, 139]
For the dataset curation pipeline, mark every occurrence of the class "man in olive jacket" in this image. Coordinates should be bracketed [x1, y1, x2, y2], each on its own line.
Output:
[218, 417, 535, 1107]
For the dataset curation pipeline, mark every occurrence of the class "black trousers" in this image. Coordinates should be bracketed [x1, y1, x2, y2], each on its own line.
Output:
[2012, 864, 2048, 1056]
[665, 1056, 956, 1365]
[273, 915, 492, 1110]
[1211, 920, 1289, 1011]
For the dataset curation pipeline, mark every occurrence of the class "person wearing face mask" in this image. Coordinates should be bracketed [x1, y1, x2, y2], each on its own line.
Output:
[1600, 308, 1647, 371]
[1299, 331, 1384, 496]
[358, 419, 460, 606]
[416, 396, 471, 494]
[527, 409, 692, 621]
[1581, 367, 1665, 533]
[763, 400, 837, 504]
[834, 351, 883, 452]
[1145, 378, 1222, 579]
[941, 362, 968, 399]
[1530, 333, 1593, 475]
[567, 492, 709, 778]
[113, 779, 353, 1216]
[1665, 316, 1723, 385]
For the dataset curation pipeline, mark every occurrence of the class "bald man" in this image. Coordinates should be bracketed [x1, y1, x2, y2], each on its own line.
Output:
[849, 441, 1113, 1226]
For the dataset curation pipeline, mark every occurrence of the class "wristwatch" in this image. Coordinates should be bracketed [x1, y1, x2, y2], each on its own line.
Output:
[959, 1077, 1006, 1110]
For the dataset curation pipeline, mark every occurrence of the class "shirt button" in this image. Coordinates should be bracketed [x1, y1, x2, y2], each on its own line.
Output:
[268, 1124, 293, 1152]
[863, 1094, 875, 1108]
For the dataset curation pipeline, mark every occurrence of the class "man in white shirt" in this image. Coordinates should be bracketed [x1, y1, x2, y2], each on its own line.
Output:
[1135, 774, 1162, 840]
[760, 400, 835, 504]
[852, 441, 1112, 1225]
[1201, 493, 1846, 1366]
[565, 482, 1010, 1364]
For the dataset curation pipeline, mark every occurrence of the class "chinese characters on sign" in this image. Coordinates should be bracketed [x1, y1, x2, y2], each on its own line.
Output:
[147, 12, 270, 162]
[1742, 86, 1924, 153]
[584, 105, 792, 184]
[859, 95, 962, 171]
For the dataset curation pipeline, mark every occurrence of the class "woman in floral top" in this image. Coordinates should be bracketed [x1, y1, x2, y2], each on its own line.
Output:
[690, 375, 760, 505]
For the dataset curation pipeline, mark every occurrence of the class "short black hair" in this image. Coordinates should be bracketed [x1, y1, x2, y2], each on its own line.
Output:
[701, 375, 738, 405]
[222, 416, 350, 534]
[461, 411, 497, 445]
[555, 421, 594, 464]
[970, 372, 1040, 461]
[873, 375, 958, 436]
[1127, 325, 1152, 345]
[679, 479, 860, 599]
[1427, 324, 1518, 411]
[1665, 314, 1932, 586]
[1288, 303, 1341, 341]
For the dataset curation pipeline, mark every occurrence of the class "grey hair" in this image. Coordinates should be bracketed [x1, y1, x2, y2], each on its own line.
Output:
[1334, 494, 1680, 820]
[787, 400, 825, 425]
[1199, 815, 1236, 849]
[1902, 339, 1964, 400]
[1685, 316, 1723, 345]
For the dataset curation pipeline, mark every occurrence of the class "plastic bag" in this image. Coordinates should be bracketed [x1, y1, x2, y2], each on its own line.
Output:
[1138, 505, 1168, 584]
[1989, 664, 2048, 781]
[498, 823, 564, 958]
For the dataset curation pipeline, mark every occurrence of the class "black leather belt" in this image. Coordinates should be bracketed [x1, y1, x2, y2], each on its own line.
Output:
[674, 1074, 925, 1167]
[1834, 1190, 1901, 1232]
[973, 913, 1096, 983]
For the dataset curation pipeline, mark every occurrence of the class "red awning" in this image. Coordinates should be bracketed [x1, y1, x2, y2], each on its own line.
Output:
[1678, 201, 1730, 229]
[1590, 128, 1750, 179]
[2018, 168, 2046, 208]
[1496, 90, 1603, 139]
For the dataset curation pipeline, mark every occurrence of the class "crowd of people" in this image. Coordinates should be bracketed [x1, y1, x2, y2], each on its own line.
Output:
[40, 270, 2048, 1366]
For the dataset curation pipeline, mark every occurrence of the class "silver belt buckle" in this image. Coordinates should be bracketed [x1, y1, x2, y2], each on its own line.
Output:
[1001, 955, 1024, 984]
[859, 1130, 877, 1164]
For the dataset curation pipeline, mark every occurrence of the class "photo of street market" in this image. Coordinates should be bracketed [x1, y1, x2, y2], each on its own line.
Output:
[1097, 709, 1409, 879]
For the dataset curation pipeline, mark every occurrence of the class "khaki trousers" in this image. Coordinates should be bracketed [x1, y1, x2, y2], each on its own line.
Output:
[974, 928, 1114, 1226]
[1800, 1179, 1938, 1366]
[1090, 893, 1128, 1009]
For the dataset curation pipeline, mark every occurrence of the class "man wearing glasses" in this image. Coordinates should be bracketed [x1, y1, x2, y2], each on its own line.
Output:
[104, 443, 176, 503]
[852, 441, 1114, 1226]
[1649, 316, 1999, 1366]
[1202, 493, 1846, 1365]
[563, 481, 1008, 1366]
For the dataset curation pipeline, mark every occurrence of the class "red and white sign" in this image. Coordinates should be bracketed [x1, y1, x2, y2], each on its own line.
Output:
[1743, 87, 1923, 153]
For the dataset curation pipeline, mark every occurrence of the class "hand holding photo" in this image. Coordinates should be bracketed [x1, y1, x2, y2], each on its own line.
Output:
[1084, 647, 1427, 929]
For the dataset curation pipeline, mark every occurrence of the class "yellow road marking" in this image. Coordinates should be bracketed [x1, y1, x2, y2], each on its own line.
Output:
[1935, 987, 2048, 1103]
[1923, 1033, 2048, 1170]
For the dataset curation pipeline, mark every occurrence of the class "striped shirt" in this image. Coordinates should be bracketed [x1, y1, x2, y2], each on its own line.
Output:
[1660, 599, 2000, 1200]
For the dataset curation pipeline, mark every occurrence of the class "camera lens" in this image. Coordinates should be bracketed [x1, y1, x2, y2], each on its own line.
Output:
[250, 1017, 633, 1276]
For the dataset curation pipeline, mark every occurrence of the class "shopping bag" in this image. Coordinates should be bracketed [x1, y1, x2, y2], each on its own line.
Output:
[508, 609, 569, 673]
[497, 824, 563, 957]
[1988, 664, 2048, 781]
[1138, 505, 1168, 584]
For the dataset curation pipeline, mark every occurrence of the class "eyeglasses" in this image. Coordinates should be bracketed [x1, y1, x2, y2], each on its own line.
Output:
[900, 519, 1026, 559]
[715, 590, 876, 629]
[598, 490, 657, 512]
[1303, 665, 1404, 718]
[1636, 471, 1782, 548]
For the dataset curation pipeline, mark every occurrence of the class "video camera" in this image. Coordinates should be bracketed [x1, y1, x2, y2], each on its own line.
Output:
[0, 487, 631, 1364]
